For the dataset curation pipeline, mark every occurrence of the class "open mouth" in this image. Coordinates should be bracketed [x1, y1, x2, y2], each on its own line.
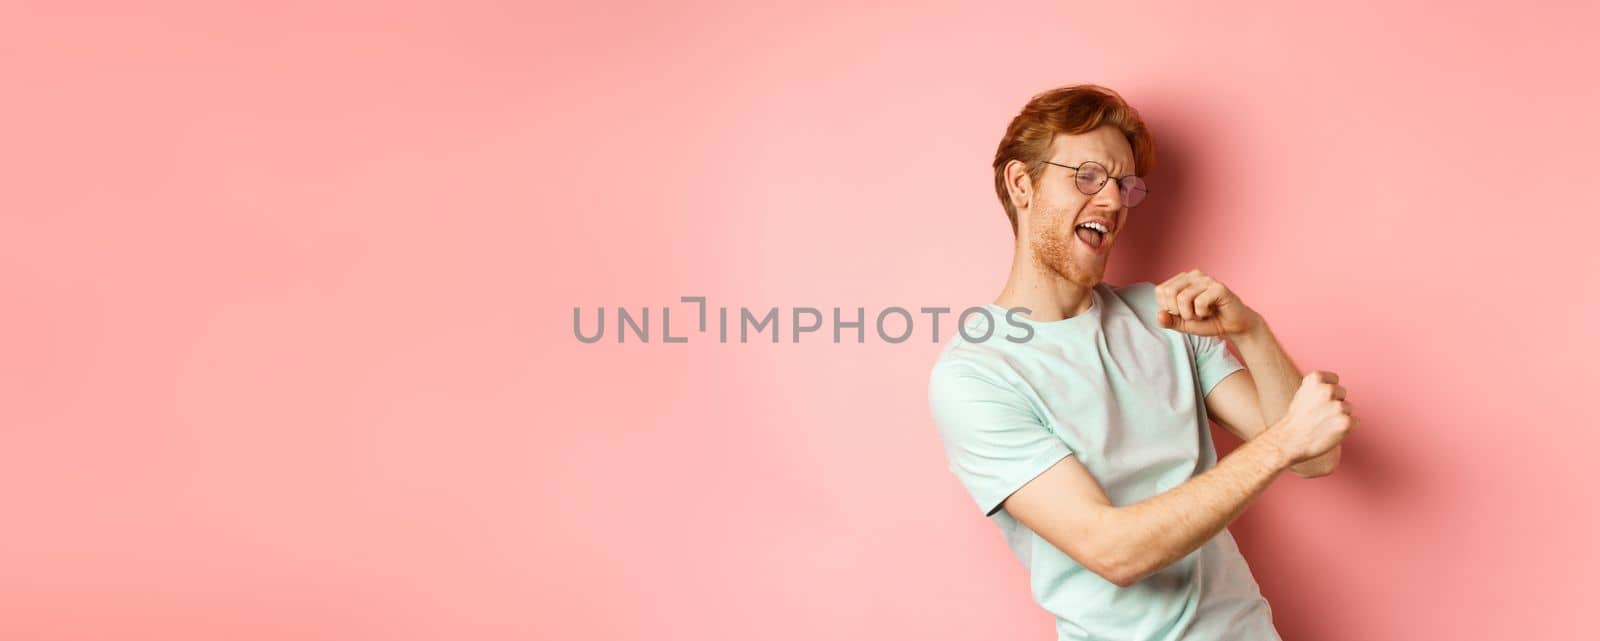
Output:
[1074, 221, 1110, 250]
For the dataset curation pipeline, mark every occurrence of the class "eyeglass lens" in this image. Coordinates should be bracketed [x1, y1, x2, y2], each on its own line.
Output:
[1074, 161, 1147, 207]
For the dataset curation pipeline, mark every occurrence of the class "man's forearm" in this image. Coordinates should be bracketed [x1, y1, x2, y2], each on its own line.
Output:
[1230, 319, 1338, 476]
[1230, 320, 1299, 425]
[1097, 431, 1293, 586]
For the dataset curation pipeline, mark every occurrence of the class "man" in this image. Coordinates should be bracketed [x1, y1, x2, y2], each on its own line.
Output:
[927, 84, 1356, 641]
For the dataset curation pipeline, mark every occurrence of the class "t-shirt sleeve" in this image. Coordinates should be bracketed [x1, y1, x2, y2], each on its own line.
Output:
[1190, 332, 1246, 397]
[928, 359, 1074, 517]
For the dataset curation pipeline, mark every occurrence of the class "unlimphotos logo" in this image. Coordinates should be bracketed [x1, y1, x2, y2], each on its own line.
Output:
[573, 296, 1037, 344]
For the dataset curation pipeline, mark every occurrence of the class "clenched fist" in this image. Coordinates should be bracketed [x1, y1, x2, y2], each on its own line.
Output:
[1154, 269, 1262, 337]
[1267, 371, 1356, 464]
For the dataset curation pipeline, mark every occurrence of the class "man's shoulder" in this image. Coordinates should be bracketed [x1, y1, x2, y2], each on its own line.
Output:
[928, 333, 1003, 384]
[926, 336, 1037, 431]
[1108, 280, 1159, 311]
[926, 313, 1032, 399]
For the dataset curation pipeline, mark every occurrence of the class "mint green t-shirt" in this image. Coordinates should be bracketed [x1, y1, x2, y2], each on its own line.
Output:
[927, 281, 1281, 641]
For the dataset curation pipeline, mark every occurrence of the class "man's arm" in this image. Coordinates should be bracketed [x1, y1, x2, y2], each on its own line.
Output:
[1207, 321, 1341, 478]
[1002, 432, 1294, 587]
[1002, 365, 1350, 588]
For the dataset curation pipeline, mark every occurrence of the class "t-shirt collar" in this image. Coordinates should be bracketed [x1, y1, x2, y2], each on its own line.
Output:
[987, 284, 1104, 334]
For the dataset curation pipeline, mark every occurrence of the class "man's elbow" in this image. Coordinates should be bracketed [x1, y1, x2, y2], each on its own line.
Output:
[1037, 508, 1157, 587]
[1081, 554, 1140, 587]
[1291, 447, 1342, 478]
[1084, 540, 1153, 588]
[1103, 566, 1143, 588]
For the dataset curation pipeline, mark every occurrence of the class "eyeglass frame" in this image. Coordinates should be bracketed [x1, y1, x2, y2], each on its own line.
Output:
[1039, 159, 1149, 206]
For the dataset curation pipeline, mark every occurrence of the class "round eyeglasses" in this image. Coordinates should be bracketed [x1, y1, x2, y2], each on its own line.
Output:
[1041, 160, 1148, 208]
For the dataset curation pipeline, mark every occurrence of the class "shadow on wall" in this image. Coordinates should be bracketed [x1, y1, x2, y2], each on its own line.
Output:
[1113, 95, 1418, 641]
[1211, 380, 1418, 641]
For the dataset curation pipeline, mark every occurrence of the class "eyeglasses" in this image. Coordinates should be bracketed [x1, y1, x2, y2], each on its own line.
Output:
[1041, 160, 1148, 208]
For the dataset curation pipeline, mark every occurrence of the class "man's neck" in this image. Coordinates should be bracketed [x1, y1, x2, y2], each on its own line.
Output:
[992, 252, 1097, 322]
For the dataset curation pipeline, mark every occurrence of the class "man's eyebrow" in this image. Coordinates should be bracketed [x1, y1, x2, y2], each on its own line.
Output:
[1055, 157, 1134, 176]
[1093, 158, 1135, 177]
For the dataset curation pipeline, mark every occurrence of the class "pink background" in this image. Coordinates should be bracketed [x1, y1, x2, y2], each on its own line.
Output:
[3, 1, 1596, 639]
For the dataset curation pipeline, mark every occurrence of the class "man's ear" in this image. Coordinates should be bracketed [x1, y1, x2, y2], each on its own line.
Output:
[1005, 159, 1032, 210]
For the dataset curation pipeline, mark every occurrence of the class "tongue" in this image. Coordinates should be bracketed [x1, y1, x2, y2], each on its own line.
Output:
[1075, 226, 1104, 248]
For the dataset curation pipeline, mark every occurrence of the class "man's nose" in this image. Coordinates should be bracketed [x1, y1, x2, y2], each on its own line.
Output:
[1091, 177, 1123, 210]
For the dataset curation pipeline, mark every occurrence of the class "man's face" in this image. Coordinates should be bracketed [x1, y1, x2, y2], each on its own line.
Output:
[1023, 126, 1136, 288]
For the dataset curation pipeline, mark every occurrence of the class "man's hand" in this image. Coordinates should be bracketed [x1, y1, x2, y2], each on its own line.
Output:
[1154, 269, 1262, 338]
[1159, 270, 1352, 478]
[1262, 371, 1356, 464]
